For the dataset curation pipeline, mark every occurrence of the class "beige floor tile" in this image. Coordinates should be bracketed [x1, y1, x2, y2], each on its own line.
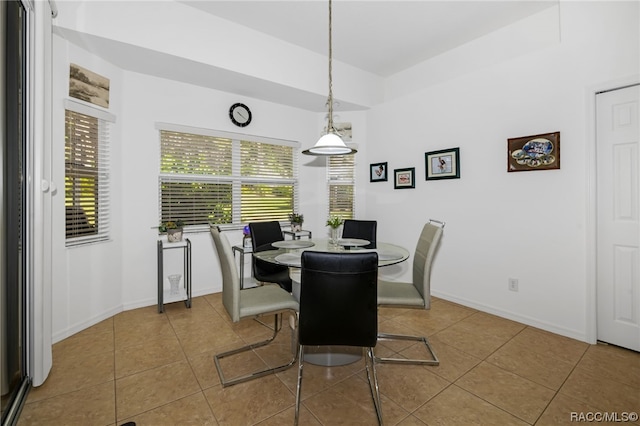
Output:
[113, 304, 163, 330]
[383, 300, 476, 338]
[53, 317, 114, 359]
[395, 415, 429, 425]
[115, 335, 185, 378]
[413, 335, 482, 382]
[535, 392, 620, 426]
[213, 345, 285, 386]
[559, 367, 640, 414]
[114, 312, 176, 350]
[434, 325, 508, 360]
[115, 360, 201, 421]
[301, 374, 395, 425]
[176, 321, 245, 357]
[486, 337, 575, 390]
[376, 362, 450, 412]
[204, 375, 295, 426]
[277, 356, 362, 399]
[21, 293, 638, 426]
[511, 326, 589, 364]
[188, 349, 223, 389]
[26, 350, 114, 403]
[456, 361, 555, 424]
[458, 312, 526, 341]
[413, 384, 529, 426]
[576, 343, 640, 389]
[120, 392, 218, 426]
[254, 404, 322, 426]
[165, 299, 223, 335]
[18, 381, 115, 426]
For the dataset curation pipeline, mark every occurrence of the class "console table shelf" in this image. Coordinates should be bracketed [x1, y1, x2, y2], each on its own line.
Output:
[157, 237, 192, 313]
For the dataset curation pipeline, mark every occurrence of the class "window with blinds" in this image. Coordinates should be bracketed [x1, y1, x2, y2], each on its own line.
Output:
[327, 154, 355, 219]
[159, 128, 298, 228]
[65, 109, 111, 246]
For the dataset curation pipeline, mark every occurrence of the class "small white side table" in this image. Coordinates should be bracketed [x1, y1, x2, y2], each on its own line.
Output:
[157, 238, 192, 313]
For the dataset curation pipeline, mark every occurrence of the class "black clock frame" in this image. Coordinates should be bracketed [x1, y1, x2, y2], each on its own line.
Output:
[229, 103, 252, 127]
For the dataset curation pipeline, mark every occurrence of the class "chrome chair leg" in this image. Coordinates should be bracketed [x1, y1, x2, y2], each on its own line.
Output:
[375, 332, 439, 365]
[365, 347, 384, 425]
[214, 313, 297, 387]
[294, 345, 305, 426]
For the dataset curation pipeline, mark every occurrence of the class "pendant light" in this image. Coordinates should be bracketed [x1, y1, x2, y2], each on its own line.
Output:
[302, 0, 356, 156]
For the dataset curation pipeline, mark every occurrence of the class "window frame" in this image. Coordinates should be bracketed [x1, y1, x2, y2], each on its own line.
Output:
[157, 123, 300, 231]
[327, 147, 356, 220]
[64, 100, 114, 247]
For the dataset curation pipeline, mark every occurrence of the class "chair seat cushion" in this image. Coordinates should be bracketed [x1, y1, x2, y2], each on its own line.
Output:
[239, 284, 299, 318]
[377, 279, 425, 307]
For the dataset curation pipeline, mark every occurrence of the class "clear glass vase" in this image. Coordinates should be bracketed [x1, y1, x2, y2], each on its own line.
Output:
[168, 274, 182, 295]
[329, 227, 340, 245]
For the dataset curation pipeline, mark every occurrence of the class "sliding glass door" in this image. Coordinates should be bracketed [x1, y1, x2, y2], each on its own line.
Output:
[1, 0, 31, 424]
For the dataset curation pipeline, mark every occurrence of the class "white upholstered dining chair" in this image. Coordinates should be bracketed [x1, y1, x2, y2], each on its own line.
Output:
[376, 219, 444, 365]
[210, 226, 299, 387]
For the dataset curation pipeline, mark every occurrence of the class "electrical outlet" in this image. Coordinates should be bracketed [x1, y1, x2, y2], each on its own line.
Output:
[508, 278, 519, 292]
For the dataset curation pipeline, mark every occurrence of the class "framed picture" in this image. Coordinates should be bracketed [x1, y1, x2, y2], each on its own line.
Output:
[370, 162, 388, 182]
[69, 63, 110, 108]
[425, 147, 460, 180]
[334, 122, 352, 141]
[394, 167, 415, 189]
[507, 131, 560, 172]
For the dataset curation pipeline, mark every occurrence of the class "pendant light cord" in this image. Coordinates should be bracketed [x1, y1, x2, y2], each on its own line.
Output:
[327, 0, 335, 133]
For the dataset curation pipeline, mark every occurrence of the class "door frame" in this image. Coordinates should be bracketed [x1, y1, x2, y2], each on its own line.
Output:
[585, 75, 640, 345]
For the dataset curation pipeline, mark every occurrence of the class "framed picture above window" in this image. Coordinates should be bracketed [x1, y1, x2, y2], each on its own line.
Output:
[394, 167, 415, 189]
[507, 131, 560, 172]
[370, 162, 388, 182]
[425, 147, 460, 180]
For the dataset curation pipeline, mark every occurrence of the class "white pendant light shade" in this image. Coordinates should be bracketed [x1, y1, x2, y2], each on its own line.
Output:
[302, 132, 357, 156]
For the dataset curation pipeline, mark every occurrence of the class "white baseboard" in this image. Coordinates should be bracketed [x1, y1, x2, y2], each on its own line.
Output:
[52, 287, 221, 344]
[432, 290, 588, 343]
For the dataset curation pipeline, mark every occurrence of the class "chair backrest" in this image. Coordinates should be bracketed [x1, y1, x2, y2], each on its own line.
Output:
[412, 221, 444, 309]
[249, 221, 284, 252]
[299, 251, 378, 347]
[342, 219, 377, 249]
[210, 226, 241, 322]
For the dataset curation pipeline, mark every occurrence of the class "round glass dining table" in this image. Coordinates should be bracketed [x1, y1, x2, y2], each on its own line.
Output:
[252, 238, 410, 366]
[252, 238, 410, 269]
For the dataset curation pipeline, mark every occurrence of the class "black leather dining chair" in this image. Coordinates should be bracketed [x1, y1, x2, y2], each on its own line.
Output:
[342, 219, 377, 248]
[249, 221, 293, 292]
[295, 251, 382, 425]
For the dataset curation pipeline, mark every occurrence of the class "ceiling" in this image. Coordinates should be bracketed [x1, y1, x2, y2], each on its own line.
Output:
[54, 1, 558, 111]
[180, 1, 557, 77]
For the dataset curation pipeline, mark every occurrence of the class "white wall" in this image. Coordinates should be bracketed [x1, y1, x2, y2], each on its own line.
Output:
[51, 32, 358, 339]
[118, 72, 325, 309]
[48, 1, 639, 345]
[362, 1, 639, 341]
[51, 35, 125, 342]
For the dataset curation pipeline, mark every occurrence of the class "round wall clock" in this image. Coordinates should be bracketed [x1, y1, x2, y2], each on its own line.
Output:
[229, 103, 252, 127]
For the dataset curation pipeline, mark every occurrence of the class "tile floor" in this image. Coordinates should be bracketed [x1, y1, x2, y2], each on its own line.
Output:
[18, 294, 640, 426]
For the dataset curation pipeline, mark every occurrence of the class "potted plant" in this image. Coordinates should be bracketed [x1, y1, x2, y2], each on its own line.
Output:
[289, 212, 304, 232]
[159, 220, 184, 242]
[326, 216, 343, 245]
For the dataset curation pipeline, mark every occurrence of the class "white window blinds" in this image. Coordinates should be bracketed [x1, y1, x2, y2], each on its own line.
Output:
[65, 109, 111, 246]
[159, 127, 298, 227]
[327, 153, 355, 219]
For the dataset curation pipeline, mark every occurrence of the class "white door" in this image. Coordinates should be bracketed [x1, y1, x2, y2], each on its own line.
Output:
[596, 84, 640, 351]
